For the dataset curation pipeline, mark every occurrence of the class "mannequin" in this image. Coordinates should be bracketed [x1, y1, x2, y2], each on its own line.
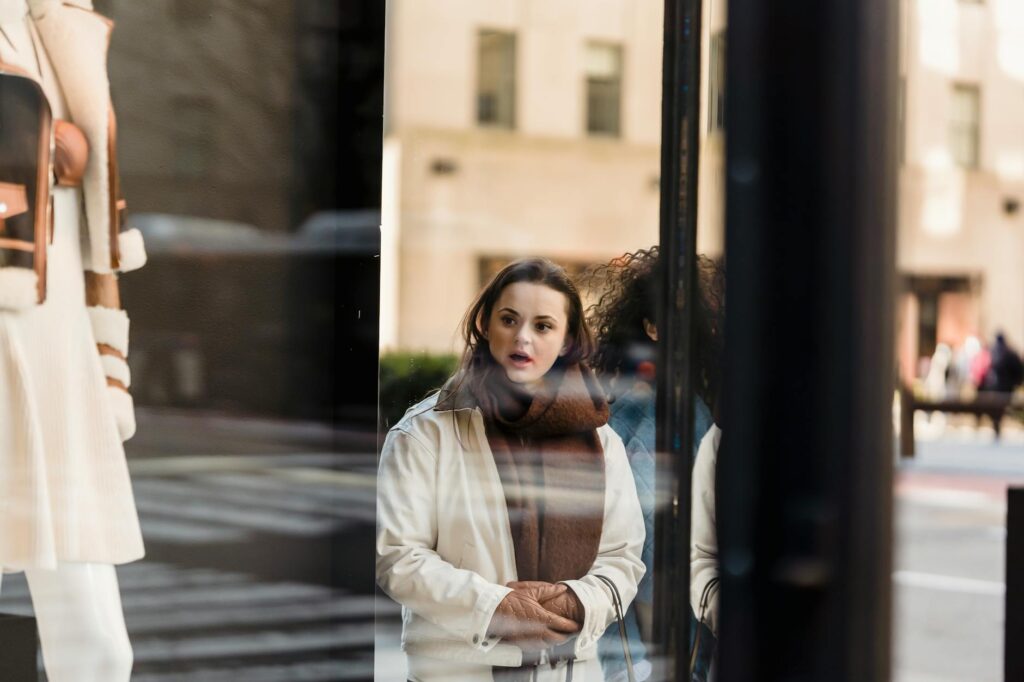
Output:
[0, 1, 146, 680]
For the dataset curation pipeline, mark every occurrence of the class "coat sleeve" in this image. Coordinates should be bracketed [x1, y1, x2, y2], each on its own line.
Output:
[690, 424, 721, 635]
[560, 427, 646, 655]
[376, 427, 512, 652]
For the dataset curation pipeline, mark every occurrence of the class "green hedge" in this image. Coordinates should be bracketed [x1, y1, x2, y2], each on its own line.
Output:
[379, 352, 458, 429]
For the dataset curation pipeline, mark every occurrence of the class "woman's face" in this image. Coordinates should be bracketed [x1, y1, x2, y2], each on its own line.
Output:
[486, 281, 570, 391]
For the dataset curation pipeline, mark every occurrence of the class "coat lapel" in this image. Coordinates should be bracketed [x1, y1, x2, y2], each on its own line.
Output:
[31, 0, 115, 273]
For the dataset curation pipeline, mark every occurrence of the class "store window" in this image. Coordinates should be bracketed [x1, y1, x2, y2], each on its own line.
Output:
[585, 42, 623, 136]
[477, 30, 517, 129]
[950, 83, 980, 169]
[0, 2, 372, 679]
[377, 4, 673, 679]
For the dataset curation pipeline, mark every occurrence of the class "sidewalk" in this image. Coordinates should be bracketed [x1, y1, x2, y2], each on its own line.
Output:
[893, 433, 1019, 682]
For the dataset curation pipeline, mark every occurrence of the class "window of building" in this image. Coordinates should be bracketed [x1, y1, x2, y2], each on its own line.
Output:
[708, 31, 726, 133]
[585, 42, 623, 136]
[476, 30, 516, 129]
[949, 84, 980, 169]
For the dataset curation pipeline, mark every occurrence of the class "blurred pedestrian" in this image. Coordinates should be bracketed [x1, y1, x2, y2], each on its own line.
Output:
[982, 332, 1024, 394]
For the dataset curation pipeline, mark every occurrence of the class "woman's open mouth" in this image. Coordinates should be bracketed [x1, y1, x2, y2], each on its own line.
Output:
[509, 352, 533, 367]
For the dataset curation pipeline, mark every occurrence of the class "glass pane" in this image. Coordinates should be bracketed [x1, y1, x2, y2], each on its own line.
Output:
[585, 43, 623, 136]
[377, 2, 668, 679]
[689, 0, 728, 676]
[477, 30, 517, 128]
[0, 3, 369, 680]
[896, 2, 1017, 679]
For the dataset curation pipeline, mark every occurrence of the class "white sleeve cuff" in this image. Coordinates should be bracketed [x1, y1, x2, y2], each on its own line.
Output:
[470, 583, 513, 651]
[117, 228, 147, 272]
[106, 385, 136, 441]
[87, 305, 130, 356]
[560, 579, 606, 653]
[100, 354, 131, 388]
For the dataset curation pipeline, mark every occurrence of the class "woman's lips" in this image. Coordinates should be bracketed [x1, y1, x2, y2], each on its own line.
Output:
[509, 353, 533, 368]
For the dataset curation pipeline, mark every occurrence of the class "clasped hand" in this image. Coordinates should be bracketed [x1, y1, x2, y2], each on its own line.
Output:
[487, 581, 585, 651]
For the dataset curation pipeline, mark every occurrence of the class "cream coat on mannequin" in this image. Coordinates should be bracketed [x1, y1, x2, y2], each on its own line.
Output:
[0, 1, 139, 680]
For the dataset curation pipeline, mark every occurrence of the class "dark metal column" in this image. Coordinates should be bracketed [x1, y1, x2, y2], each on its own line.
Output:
[717, 0, 898, 678]
[654, 0, 704, 678]
[1007, 487, 1024, 681]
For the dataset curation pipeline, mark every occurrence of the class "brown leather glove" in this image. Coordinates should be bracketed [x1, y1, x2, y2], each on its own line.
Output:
[538, 587, 585, 626]
[54, 119, 89, 187]
[488, 585, 580, 652]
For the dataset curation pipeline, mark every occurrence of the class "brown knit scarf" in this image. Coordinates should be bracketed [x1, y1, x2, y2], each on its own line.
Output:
[469, 363, 609, 584]
[459, 364, 608, 680]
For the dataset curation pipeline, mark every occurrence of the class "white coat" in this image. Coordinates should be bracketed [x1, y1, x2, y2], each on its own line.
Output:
[0, 0, 143, 569]
[0, 0, 147, 310]
[690, 424, 721, 635]
[377, 392, 646, 681]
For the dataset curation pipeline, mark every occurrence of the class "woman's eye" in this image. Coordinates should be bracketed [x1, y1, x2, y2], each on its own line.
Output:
[536, 323, 552, 332]
[501, 316, 516, 326]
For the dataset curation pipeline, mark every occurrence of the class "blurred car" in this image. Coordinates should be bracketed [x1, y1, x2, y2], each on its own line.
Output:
[122, 212, 380, 425]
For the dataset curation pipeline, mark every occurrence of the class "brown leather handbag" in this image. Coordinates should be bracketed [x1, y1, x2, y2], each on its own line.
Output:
[0, 64, 53, 305]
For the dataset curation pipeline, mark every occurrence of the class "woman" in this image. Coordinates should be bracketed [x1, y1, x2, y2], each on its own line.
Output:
[585, 248, 725, 681]
[0, 1, 146, 680]
[377, 258, 645, 681]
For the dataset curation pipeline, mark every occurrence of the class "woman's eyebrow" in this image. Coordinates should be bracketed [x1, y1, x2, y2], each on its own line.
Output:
[497, 307, 520, 316]
[533, 314, 557, 322]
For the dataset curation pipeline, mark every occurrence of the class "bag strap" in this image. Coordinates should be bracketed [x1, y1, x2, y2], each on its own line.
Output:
[593, 575, 637, 682]
[689, 576, 720, 676]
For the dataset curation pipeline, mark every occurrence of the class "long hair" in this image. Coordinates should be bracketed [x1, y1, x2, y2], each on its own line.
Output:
[447, 258, 596, 401]
[585, 247, 725, 411]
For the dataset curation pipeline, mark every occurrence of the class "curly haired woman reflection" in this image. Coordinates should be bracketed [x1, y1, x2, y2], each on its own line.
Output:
[585, 247, 725, 681]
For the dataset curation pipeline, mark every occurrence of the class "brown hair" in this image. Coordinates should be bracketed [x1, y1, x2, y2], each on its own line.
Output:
[455, 257, 595, 387]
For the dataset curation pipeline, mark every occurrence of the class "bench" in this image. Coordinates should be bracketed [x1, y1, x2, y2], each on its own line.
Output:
[899, 385, 1016, 457]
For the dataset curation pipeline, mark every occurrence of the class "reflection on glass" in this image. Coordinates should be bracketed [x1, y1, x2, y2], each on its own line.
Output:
[689, 0, 729, 676]
[378, 1, 666, 678]
[0, 2, 370, 680]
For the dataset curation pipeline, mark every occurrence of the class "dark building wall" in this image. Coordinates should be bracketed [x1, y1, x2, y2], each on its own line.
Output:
[100, 0, 297, 232]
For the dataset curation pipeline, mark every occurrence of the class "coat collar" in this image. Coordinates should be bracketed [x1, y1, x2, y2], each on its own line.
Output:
[31, 1, 117, 273]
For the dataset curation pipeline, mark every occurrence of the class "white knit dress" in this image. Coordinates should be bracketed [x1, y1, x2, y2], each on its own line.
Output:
[0, 4, 144, 570]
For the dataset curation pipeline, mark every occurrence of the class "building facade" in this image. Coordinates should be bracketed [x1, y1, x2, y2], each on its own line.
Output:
[381, 0, 666, 351]
[897, 0, 1024, 383]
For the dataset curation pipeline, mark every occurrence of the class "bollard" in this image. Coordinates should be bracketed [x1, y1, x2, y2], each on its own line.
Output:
[1007, 487, 1024, 682]
[0, 612, 38, 680]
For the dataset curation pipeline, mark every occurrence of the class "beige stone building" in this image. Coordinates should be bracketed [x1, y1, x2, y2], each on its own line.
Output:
[381, 0, 667, 351]
[897, 0, 1024, 383]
